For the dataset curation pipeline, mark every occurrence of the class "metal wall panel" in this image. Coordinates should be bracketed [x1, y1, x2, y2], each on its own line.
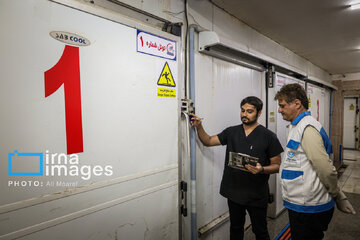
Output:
[0, 0, 179, 239]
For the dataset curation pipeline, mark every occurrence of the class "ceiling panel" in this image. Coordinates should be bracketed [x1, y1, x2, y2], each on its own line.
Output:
[211, 0, 360, 74]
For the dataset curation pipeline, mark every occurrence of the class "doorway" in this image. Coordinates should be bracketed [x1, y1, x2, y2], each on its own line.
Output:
[343, 97, 359, 149]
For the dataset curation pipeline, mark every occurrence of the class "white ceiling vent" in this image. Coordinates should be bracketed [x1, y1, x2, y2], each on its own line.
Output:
[198, 31, 266, 72]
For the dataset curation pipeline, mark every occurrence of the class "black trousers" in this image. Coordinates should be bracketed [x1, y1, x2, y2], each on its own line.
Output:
[288, 207, 334, 240]
[228, 199, 270, 240]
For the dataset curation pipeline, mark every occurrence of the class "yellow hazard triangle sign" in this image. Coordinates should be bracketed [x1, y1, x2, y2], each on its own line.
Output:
[157, 62, 176, 87]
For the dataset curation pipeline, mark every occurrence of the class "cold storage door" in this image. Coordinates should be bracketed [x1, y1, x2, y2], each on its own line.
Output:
[192, 56, 265, 239]
[343, 98, 357, 149]
[0, 1, 180, 239]
[307, 83, 331, 136]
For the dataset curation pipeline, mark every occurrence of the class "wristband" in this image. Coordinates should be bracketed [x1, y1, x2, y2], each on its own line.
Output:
[259, 166, 264, 174]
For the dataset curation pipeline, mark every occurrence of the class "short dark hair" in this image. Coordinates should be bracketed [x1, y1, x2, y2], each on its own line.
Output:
[240, 96, 263, 112]
[274, 83, 309, 109]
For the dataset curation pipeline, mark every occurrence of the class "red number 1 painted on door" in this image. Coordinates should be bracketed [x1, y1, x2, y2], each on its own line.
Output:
[44, 45, 84, 154]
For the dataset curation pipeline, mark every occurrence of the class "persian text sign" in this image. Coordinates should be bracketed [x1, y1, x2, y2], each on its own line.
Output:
[137, 30, 176, 60]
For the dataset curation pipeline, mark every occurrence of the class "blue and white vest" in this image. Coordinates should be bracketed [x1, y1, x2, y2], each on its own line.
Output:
[280, 111, 335, 213]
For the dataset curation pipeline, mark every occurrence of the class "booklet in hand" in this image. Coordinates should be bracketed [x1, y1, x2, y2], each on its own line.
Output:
[228, 151, 259, 171]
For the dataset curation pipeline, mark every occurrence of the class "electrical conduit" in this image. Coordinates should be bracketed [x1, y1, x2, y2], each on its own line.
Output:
[189, 26, 197, 240]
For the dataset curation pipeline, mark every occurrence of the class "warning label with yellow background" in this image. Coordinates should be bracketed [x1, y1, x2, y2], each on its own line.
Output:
[157, 88, 176, 98]
[157, 62, 176, 87]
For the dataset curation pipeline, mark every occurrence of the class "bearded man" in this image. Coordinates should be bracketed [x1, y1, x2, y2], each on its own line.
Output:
[190, 96, 283, 240]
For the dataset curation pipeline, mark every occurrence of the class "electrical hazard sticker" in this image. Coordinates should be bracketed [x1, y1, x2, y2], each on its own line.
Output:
[157, 62, 175, 87]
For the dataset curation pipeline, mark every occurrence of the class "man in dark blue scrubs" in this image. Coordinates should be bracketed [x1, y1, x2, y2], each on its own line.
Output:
[190, 96, 283, 240]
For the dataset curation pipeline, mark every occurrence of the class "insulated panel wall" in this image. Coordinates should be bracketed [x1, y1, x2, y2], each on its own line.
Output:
[193, 54, 265, 239]
[0, 0, 179, 239]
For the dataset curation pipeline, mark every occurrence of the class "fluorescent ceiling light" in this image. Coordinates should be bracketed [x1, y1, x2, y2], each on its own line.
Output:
[350, 2, 360, 10]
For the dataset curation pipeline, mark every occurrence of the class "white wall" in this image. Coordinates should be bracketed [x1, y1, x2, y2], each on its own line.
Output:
[103, 0, 331, 83]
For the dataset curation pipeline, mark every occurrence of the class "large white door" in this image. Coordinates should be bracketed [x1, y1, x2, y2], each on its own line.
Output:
[307, 84, 327, 130]
[191, 55, 265, 239]
[343, 98, 357, 149]
[0, 1, 180, 239]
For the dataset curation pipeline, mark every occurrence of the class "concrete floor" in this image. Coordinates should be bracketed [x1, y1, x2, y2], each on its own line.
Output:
[244, 149, 360, 240]
[325, 149, 360, 240]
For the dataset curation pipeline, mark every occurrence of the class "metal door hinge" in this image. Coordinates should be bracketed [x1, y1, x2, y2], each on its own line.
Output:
[268, 193, 274, 203]
[180, 181, 188, 217]
[266, 65, 275, 88]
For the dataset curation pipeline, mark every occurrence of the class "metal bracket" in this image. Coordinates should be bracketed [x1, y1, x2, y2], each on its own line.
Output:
[198, 212, 230, 237]
[266, 65, 275, 88]
[180, 181, 188, 217]
[162, 22, 182, 37]
[181, 98, 195, 115]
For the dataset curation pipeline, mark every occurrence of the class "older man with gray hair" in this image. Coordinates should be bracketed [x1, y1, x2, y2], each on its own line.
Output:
[275, 83, 355, 240]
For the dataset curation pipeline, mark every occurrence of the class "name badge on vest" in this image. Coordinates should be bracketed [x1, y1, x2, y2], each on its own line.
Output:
[285, 151, 300, 168]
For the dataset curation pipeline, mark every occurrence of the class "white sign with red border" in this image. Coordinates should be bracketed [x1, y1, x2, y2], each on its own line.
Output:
[136, 30, 176, 61]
